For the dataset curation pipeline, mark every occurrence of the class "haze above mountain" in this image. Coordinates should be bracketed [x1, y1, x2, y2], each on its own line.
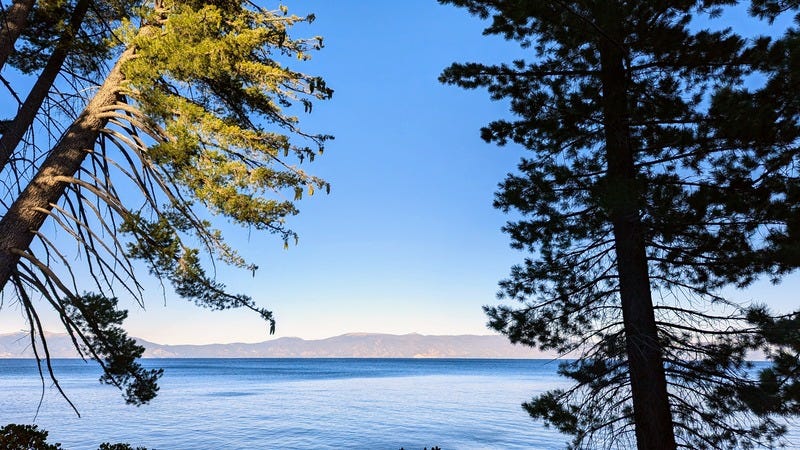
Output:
[0, 332, 553, 359]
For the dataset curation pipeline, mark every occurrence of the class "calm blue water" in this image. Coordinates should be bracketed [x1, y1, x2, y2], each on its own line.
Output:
[0, 359, 569, 449]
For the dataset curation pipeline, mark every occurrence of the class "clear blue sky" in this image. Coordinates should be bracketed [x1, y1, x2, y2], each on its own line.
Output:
[1, 0, 798, 344]
[127, 0, 531, 343]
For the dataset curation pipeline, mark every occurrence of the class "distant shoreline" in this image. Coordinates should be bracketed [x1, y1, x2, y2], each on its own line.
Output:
[0, 332, 558, 359]
[0, 356, 560, 360]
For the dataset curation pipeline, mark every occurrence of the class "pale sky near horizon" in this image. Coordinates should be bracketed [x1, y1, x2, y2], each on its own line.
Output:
[0, 1, 798, 345]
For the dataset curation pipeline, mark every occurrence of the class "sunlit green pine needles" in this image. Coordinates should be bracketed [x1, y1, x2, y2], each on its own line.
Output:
[117, 2, 331, 234]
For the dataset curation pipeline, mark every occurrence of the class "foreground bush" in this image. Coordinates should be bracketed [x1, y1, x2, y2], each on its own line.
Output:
[0, 424, 145, 450]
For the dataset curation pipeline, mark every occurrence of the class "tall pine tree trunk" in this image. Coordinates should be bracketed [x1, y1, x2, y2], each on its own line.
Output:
[0, 0, 90, 171]
[0, 46, 134, 290]
[0, 0, 35, 70]
[597, 18, 677, 450]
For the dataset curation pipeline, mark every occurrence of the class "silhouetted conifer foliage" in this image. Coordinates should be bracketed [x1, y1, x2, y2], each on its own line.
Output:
[0, 424, 62, 450]
[0, 424, 148, 449]
[96, 444, 147, 450]
[441, 1, 800, 449]
[0, 0, 330, 407]
[66, 294, 162, 405]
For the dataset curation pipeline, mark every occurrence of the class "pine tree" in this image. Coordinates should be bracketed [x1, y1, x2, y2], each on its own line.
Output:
[0, 0, 138, 171]
[0, 0, 331, 407]
[440, 1, 800, 448]
[0, 0, 36, 70]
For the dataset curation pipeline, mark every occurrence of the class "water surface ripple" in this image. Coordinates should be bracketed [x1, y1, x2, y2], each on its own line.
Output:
[4, 358, 793, 449]
[1, 358, 567, 449]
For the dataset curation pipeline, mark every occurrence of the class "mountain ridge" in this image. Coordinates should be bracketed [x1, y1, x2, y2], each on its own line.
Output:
[0, 332, 554, 359]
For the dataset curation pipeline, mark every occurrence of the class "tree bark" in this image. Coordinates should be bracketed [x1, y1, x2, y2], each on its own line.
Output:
[0, 46, 134, 291]
[596, 15, 678, 450]
[0, 0, 35, 71]
[0, 0, 90, 172]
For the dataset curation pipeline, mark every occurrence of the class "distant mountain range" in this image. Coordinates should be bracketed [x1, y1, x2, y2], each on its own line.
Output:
[0, 332, 553, 359]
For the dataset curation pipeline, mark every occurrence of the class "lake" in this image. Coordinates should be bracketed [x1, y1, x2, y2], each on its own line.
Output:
[0, 358, 569, 449]
[3, 359, 797, 449]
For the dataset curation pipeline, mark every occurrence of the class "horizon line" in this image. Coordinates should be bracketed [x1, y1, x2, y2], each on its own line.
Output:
[0, 330, 505, 346]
